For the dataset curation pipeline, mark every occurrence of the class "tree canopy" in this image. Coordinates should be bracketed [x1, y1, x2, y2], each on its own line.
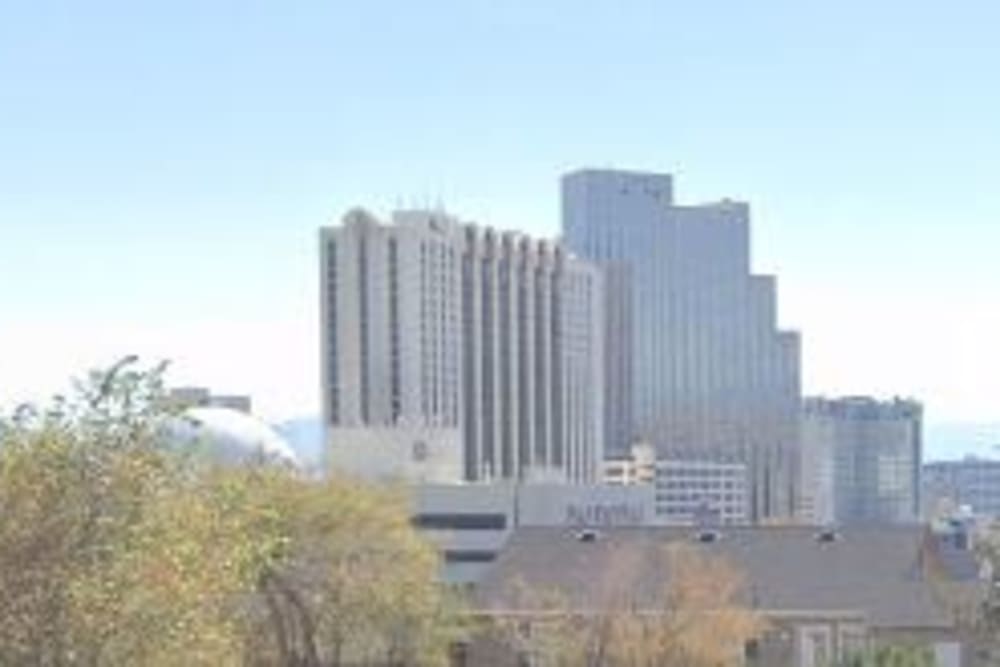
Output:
[839, 645, 936, 667]
[0, 359, 460, 666]
[483, 541, 765, 667]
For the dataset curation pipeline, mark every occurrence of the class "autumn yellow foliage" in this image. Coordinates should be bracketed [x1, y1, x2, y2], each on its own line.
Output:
[0, 359, 460, 667]
[487, 542, 764, 667]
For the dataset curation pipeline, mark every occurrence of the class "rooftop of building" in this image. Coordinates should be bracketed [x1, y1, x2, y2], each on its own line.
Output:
[561, 167, 675, 182]
[926, 455, 1000, 468]
[331, 206, 598, 264]
[804, 395, 923, 419]
[474, 524, 978, 630]
[560, 169, 761, 214]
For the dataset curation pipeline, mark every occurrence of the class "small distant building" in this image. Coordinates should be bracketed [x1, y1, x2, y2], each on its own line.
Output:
[924, 456, 1000, 519]
[653, 459, 749, 525]
[603, 442, 656, 485]
[169, 386, 252, 414]
[801, 397, 922, 525]
[603, 443, 749, 525]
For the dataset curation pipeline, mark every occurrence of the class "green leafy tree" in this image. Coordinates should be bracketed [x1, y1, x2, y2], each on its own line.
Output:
[0, 358, 261, 665]
[0, 358, 462, 666]
[484, 542, 764, 667]
[234, 469, 463, 667]
[839, 644, 936, 667]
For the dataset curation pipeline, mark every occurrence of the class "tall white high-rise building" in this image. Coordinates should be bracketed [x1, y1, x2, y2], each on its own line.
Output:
[320, 208, 604, 484]
[561, 169, 801, 521]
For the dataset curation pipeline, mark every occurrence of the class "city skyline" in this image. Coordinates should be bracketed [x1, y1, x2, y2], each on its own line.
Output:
[2, 2, 999, 460]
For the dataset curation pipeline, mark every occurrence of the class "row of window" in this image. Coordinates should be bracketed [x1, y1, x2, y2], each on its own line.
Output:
[654, 506, 745, 518]
[656, 480, 741, 491]
[656, 493, 743, 504]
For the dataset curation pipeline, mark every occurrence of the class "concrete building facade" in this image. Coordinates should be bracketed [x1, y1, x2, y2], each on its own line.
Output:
[561, 169, 801, 521]
[413, 483, 656, 584]
[603, 442, 656, 485]
[802, 397, 922, 524]
[654, 459, 749, 525]
[412, 477, 752, 584]
[799, 405, 837, 525]
[320, 208, 604, 484]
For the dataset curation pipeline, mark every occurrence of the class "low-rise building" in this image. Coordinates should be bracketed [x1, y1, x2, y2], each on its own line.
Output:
[603, 443, 750, 524]
[412, 473, 755, 585]
[412, 484, 515, 585]
[603, 442, 656, 485]
[412, 482, 656, 584]
[470, 525, 979, 667]
[654, 459, 749, 525]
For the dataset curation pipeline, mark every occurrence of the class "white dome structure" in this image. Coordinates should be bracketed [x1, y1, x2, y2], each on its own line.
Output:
[164, 407, 299, 468]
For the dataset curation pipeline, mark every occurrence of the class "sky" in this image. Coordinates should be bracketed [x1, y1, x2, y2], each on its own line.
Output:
[1, 1, 998, 458]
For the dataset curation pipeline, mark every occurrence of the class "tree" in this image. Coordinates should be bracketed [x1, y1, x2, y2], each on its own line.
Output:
[839, 644, 936, 667]
[0, 359, 260, 665]
[234, 469, 462, 667]
[0, 358, 462, 666]
[959, 519, 1000, 663]
[479, 577, 589, 667]
[483, 542, 764, 667]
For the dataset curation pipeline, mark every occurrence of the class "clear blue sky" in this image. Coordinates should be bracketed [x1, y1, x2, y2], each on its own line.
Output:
[2, 1, 999, 456]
